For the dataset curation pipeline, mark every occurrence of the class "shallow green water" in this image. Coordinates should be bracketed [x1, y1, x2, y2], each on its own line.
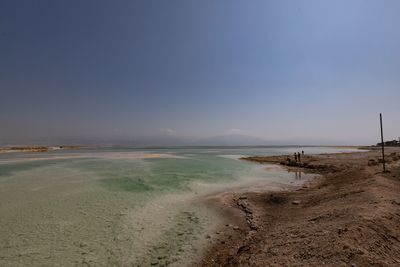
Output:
[0, 147, 359, 266]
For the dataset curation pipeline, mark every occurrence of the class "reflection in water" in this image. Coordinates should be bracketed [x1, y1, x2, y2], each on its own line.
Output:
[295, 170, 302, 180]
[287, 169, 303, 180]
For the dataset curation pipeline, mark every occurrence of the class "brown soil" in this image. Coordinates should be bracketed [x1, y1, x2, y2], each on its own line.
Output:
[198, 147, 400, 266]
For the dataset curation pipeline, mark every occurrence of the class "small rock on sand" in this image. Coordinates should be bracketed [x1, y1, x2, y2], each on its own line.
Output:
[392, 200, 400, 205]
[292, 200, 301, 205]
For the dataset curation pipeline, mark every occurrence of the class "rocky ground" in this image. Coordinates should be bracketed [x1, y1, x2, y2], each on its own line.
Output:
[198, 147, 400, 266]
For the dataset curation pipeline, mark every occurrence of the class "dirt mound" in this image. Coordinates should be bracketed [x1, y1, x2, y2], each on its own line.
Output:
[199, 147, 400, 266]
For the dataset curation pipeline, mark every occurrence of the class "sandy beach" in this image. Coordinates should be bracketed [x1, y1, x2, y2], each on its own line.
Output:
[198, 147, 400, 266]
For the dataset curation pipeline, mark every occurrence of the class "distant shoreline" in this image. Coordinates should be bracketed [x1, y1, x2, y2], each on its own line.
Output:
[0, 145, 86, 153]
[0, 144, 369, 152]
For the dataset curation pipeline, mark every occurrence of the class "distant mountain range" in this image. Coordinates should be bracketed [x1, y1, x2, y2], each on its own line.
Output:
[0, 134, 367, 147]
[192, 134, 269, 146]
[104, 134, 271, 147]
[0, 134, 271, 147]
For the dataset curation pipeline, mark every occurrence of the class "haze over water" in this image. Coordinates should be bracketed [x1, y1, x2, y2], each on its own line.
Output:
[0, 146, 359, 266]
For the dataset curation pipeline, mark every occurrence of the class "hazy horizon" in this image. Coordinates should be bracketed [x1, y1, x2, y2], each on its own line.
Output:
[0, 133, 387, 147]
[1, 0, 400, 146]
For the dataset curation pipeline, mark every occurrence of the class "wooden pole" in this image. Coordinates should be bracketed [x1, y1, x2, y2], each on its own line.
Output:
[380, 113, 386, 172]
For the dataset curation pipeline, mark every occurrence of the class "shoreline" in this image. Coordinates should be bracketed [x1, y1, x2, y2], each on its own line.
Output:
[0, 145, 86, 153]
[0, 144, 367, 153]
[197, 147, 400, 266]
[184, 163, 317, 266]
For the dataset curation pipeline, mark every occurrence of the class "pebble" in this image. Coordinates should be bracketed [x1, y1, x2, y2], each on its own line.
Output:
[392, 200, 400, 205]
[292, 200, 301, 205]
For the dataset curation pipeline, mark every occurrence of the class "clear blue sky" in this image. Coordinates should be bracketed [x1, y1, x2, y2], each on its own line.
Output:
[1, 0, 399, 145]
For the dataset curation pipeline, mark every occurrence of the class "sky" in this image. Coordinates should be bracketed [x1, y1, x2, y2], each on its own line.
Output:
[1, 0, 400, 146]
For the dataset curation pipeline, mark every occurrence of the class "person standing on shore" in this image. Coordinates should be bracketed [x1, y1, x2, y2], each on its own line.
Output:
[294, 152, 298, 162]
[302, 150, 304, 156]
[298, 152, 301, 162]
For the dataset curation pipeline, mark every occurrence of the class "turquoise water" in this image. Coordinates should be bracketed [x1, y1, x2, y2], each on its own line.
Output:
[0, 146, 359, 266]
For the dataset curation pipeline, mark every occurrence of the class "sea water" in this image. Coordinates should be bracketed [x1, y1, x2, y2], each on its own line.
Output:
[0, 146, 359, 266]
